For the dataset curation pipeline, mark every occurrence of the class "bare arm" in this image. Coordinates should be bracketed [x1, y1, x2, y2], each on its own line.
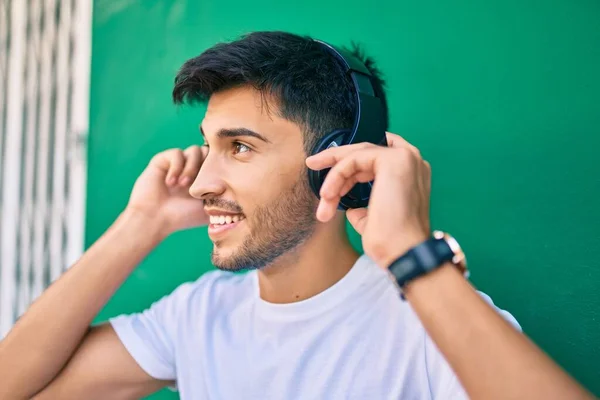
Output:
[0, 210, 166, 399]
[31, 324, 172, 400]
[0, 145, 207, 400]
[306, 131, 596, 400]
[402, 261, 595, 400]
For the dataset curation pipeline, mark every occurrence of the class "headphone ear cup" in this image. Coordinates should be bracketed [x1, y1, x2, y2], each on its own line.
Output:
[307, 129, 373, 210]
[339, 180, 372, 210]
[307, 129, 350, 202]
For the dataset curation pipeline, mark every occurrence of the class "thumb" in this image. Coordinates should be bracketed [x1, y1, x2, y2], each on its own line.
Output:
[346, 208, 368, 235]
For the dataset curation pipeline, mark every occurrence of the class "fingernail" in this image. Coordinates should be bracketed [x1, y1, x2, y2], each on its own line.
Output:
[167, 176, 175, 185]
[316, 201, 329, 222]
[179, 177, 191, 186]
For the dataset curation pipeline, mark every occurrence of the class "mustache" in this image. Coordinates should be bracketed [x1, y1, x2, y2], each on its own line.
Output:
[203, 198, 244, 214]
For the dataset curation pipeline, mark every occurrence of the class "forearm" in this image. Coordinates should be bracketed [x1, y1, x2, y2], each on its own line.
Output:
[0, 209, 165, 399]
[402, 263, 594, 400]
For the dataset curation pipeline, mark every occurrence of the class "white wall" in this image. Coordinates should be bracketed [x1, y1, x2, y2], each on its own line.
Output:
[0, 0, 92, 338]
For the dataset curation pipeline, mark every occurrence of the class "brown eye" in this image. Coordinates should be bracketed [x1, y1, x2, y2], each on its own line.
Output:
[233, 142, 251, 155]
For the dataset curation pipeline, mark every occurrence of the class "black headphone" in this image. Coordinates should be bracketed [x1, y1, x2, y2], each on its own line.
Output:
[308, 40, 388, 210]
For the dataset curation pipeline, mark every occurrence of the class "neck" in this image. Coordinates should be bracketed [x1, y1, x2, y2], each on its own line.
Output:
[256, 214, 360, 304]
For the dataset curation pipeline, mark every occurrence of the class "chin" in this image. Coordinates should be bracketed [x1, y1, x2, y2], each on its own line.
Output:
[211, 244, 250, 272]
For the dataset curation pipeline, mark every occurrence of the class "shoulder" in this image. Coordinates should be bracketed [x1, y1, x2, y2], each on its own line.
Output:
[360, 255, 522, 397]
[111, 269, 256, 328]
[362, 253, 522, 331]
[107, 269, 255, 381]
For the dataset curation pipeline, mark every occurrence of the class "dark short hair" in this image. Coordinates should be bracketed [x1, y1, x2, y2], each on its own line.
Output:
[172, 31, 387, 152]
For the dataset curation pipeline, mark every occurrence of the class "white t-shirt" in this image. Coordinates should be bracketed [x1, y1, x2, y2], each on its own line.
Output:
[110, 254, 520, 399]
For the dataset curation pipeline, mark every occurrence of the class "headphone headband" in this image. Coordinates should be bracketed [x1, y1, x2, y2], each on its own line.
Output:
[313, 40, 388, 147]
[307, 39, 388, 210]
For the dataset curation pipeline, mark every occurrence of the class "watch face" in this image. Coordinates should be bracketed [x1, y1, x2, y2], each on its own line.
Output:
[433, 230, 468, 270]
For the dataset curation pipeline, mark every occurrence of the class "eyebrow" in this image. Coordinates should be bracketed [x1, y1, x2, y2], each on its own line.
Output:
[200, 126, 271, 144]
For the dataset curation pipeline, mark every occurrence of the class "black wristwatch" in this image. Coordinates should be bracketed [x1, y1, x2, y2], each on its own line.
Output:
[387, 231, 469, 294]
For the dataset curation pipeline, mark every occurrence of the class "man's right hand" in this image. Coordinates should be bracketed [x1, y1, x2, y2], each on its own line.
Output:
[126, 145, 209, 237]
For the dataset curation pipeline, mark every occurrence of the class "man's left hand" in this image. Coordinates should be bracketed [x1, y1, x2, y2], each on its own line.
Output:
[306, 132, 432, 268]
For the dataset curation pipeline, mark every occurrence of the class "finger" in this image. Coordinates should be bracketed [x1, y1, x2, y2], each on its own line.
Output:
[316, 175, 366, 221]
[385, 131, 416, 150]
[151, 149, 185, 186]
[320, 149, 381, 201]
[179, 145, 204, 186]
[346, 208, 368, 235]
[385, 132, 412, 148]
[316, 148, 385, 221]
[316, 196, 338, 222]
[323, 171, 374, 200]
[305, 142, 375, 170]
[424, 160, 431, 191]
[165, 149, 186, 186]
[307, 134, 422, 171]
[385, 132, 421, 158]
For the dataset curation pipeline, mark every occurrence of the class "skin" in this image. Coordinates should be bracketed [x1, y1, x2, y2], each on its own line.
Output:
[194, 86, 360, 301]
[193, 87, 340, 276]
[307, 135, 595, 400]
[0, 85, 594, 399]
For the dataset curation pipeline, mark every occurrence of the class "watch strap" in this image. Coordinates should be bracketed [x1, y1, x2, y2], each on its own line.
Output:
[388, 237, 455, 288]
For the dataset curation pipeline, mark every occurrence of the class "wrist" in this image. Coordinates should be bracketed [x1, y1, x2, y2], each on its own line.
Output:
[401, 261, 463, 298]
[373, 231, 430, 269]
[118, 207, 170, 243]
[382, 231, 469, 296]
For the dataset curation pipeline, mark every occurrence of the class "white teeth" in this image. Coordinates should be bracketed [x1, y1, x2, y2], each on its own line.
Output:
[209, 214, 245, 225]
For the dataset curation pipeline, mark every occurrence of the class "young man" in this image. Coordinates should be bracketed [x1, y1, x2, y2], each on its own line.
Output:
[0, 31, 593, 400]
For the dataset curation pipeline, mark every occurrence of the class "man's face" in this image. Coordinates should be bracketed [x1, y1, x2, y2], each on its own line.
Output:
[189, 86, 319, 271]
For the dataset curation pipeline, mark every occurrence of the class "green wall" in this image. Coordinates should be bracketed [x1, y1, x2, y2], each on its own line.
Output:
[88, 0, 600, 398]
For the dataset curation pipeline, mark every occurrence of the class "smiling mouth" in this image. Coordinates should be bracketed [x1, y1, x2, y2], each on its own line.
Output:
[207, 214, 246, 239]
[208, 214, 245, 225]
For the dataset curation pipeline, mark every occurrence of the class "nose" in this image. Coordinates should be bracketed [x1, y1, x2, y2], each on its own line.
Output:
[189, 153, 227, 200]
